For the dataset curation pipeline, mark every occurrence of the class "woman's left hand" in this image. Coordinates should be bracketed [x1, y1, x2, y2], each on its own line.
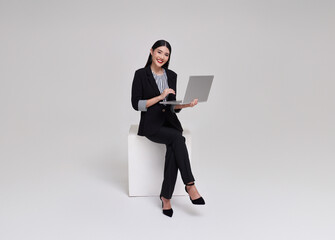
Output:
[188, 99, 198, 108]
[174, 99, 198, 110]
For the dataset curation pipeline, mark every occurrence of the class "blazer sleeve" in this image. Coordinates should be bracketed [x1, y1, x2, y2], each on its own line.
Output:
[131, 70, 142, 111]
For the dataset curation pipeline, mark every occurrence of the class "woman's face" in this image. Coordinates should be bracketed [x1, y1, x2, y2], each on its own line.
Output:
[150, 46, 170, 68]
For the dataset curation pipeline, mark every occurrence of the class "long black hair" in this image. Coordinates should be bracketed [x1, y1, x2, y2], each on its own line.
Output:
[145, 40, 172, 69]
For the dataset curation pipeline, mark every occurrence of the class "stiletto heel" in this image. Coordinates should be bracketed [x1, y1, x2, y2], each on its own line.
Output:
[160, 196, 173, 217]
[185, 183, 205, 205]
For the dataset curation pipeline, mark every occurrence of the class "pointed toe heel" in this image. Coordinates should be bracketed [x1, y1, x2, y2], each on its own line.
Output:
[160, 196, 173, 217]
[190, 196, 205, 205]
[162, 208, 173, 217]
[185, 183, 206, 205]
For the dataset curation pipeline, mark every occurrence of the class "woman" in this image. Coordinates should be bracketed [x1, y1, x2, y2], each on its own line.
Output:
[131, 40, 205, 217]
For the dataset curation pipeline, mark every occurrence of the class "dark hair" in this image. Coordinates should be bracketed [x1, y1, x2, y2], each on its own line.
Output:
[145, 40, 172, 69]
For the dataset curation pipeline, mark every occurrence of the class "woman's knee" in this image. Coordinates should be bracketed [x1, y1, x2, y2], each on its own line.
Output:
[172, 134, 185, 144]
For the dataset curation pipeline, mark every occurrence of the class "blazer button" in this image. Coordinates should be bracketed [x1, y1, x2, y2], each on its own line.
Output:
[162, 109, 166, 112]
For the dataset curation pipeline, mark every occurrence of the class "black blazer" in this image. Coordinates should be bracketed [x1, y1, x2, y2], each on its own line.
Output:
[131, 66, 183, 136]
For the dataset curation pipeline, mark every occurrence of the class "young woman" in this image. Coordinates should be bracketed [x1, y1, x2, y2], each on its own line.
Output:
[131, 40, 205, 217]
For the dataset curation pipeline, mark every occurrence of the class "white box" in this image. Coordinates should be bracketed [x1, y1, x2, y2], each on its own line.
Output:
[128, 125, 192, 197]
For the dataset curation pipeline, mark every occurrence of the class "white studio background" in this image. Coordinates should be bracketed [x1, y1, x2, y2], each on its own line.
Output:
[0, 0, 334, 240]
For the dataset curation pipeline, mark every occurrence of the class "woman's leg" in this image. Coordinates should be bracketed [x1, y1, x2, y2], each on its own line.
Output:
[160, 145, 178, 199]
[146, 126, 195, 199]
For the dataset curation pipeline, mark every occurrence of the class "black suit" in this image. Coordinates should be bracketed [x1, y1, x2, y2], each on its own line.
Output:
[131, 66, 195, 199]
[131, 66, 183, 136]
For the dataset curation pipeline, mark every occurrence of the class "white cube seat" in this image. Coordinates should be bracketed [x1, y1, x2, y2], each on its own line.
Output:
[128, 125, 192, 197]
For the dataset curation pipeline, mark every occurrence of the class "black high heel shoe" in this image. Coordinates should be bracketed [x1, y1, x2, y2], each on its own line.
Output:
[160, 196, 173, 217]
[185, 183, 205, 205]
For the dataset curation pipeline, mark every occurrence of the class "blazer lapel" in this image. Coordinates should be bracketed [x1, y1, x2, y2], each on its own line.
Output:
[165, 69, 174, 89]
[145, 66, 161, 95]
[165, 69, 177, 101]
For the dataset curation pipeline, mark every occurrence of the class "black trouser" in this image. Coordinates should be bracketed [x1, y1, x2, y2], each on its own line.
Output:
[146, 124, 195, 199]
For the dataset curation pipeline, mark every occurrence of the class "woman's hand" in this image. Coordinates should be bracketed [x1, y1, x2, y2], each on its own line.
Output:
[159, 88, 175, 100]
[188, 99, 198, 108]
[145, 88, 176, 109]
[174, 99, 198, 110]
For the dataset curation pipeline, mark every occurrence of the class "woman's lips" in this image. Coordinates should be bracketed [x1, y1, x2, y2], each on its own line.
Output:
[157, 59, 163, 64]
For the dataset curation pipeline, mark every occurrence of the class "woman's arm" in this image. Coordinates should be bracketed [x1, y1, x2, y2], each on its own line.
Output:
[146, 88, 176, 108]
[131, 71, 144, 111]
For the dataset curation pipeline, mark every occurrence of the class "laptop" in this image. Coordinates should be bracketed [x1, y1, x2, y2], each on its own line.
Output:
[160, 75, 214, 105]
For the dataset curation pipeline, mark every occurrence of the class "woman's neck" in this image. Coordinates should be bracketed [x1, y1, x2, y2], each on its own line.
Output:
[150, 64, 164, 75]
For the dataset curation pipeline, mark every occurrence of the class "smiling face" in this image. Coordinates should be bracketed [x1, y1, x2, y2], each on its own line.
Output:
[150, 46, 170, 69]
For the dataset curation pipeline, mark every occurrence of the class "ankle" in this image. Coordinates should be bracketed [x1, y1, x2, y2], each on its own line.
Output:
[160, 196, 169, 201]
[160, 197, 172, 209]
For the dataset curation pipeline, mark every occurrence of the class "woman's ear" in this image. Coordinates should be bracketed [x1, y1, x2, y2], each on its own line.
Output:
[150, 48, 153, 55]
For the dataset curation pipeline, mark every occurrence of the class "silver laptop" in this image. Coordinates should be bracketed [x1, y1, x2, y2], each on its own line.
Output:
[160, 75, 214, 105]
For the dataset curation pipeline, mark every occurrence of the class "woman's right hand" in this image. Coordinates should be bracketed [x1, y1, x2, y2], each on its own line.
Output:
[159, 88, 175, 100]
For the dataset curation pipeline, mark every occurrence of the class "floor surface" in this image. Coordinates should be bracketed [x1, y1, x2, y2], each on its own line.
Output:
[1, 132, 334, 240]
